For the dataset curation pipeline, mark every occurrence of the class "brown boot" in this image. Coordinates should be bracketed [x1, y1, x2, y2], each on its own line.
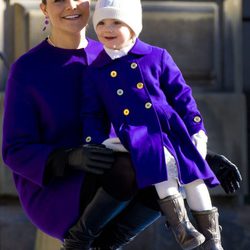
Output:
[192, 207, 223, 250]
[158, 194, 205, 250]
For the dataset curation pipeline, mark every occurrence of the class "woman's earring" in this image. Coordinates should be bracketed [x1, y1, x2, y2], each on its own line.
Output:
[42, 16, 49, 31]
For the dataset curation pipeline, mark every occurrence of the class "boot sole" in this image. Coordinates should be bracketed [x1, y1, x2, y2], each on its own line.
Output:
[180, 234, 206, 250]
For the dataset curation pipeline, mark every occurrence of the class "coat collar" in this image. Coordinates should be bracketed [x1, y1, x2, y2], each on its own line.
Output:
[130, 39, 152, 55]
[84, 38, 103, 65]
[91, 39, 152, 68]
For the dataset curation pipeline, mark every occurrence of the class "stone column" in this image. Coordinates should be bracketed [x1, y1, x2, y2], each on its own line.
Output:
[0, 0, 7, 91]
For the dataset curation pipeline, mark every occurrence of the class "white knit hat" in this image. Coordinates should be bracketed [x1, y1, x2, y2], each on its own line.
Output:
[93, 0, 142, 37]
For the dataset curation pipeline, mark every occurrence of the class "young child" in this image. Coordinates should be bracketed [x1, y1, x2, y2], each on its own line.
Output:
[81, 0, 223, 249]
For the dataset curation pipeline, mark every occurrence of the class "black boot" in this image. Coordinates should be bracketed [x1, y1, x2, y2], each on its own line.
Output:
[91, 200, 161, 249]
[63, 188, 130, 250]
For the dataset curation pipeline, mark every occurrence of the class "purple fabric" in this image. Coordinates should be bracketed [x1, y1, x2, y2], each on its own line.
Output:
[81, 39, 219, 189]
[2, 38, 103, 240]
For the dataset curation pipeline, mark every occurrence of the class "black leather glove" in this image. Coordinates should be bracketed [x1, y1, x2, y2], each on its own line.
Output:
[67, 144, 115, 175]
[206, 151, 242, 194]
[44, 144, 115, 184]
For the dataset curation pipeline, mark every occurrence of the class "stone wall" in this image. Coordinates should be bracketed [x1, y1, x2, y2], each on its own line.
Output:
[243, 0, 250, 92]
[0, 0, 7, 91]
[243, 0, 250, 194]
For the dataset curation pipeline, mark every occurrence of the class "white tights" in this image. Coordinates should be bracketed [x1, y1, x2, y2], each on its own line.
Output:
[154, 178, 212, 211]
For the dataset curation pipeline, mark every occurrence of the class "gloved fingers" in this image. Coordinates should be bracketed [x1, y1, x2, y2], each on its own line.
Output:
[217, 170, 227, 183]
[220, 155, 236, 166]
[232, 167, 243, 182]
[87, 160, 113, 170]
[89, 153, 115, 163]
[88, 150, 114, 161]
[90, 148, 114, 155]
[226, 182, 236, 194]
[83, 143, 106, 148]
[220, 174, 240, 194]
[220, 155, 242, 182]
[85, 144, 115, 164]
[218, 172, 232, 194]
[83, 144, 114, 155]
[221, 157, 242, 179]
[88, 143, 106, 148]
[221, 181, 232, 194]
[230, 178, 241, 192]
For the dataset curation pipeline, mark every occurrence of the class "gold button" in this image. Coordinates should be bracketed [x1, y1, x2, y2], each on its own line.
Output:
[110, 71, 117, 78]
[194, 116, 201, 123]
[117, 89, 124, 96]
[131, 63, 138, 69]
[137, 82, 144, 89]
[85, 136, 92, 143]
[123, 109, 130, 116]
[145, 102, 152, 109]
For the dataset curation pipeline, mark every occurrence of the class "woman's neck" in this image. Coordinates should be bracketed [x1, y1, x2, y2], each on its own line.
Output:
[48, 29, 88, 49]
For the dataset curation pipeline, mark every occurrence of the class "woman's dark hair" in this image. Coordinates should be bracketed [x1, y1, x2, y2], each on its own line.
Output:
[42, 0, 46, 4]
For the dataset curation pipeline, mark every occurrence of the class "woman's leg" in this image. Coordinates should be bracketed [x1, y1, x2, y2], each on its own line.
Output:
[63, 152, 137, 250]
[64, 187, 130, 250]
[92, 187, 161, 249]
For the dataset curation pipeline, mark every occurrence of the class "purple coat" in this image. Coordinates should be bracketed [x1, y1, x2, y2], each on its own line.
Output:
[81, 39, 219, 189]
[2, 38, 103, 240]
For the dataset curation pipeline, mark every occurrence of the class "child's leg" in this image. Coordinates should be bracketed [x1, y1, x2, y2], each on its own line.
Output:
[184, 180, 223, 250]
[184, 179, 212, 211]
[154, 178, 179, 199]
[155, 179, 205, 250]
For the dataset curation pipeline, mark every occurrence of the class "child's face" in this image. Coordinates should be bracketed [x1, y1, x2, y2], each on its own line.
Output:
[96, 18, 134, 50]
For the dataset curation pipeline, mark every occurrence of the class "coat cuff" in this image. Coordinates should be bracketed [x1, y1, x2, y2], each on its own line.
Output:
[43, 148, 68, 184]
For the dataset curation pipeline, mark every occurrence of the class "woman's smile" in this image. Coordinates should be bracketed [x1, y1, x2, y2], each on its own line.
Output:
[63, 14, 82, 20]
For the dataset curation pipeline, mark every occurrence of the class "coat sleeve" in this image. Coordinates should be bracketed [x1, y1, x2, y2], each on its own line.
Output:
[159, 49, 206, 135]
[80, 69, 110, 144]
[2, 65, 57, 187]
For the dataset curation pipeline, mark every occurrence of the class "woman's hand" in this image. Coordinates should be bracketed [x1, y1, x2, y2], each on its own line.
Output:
[44, 144, 114, 184]
[67, 144, 115, 175]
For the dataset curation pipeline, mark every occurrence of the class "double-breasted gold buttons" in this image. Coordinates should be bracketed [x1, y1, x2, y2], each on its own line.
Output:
[145, 102, 152, 109]
[123, 109, 130, 116]
[194, 116, 201, 123]
[131, 63, 138, 69]
[137, 82, 144, 89]
[85, 136, 92, 143]
[110, 71, 117, 78]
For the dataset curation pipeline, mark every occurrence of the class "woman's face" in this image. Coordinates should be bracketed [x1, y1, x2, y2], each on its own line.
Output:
[40, 0, 90, 35]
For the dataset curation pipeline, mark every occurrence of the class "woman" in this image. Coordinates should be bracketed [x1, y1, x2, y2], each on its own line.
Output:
[2, 1, 159, 247]
[2, 0, 242, 249]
